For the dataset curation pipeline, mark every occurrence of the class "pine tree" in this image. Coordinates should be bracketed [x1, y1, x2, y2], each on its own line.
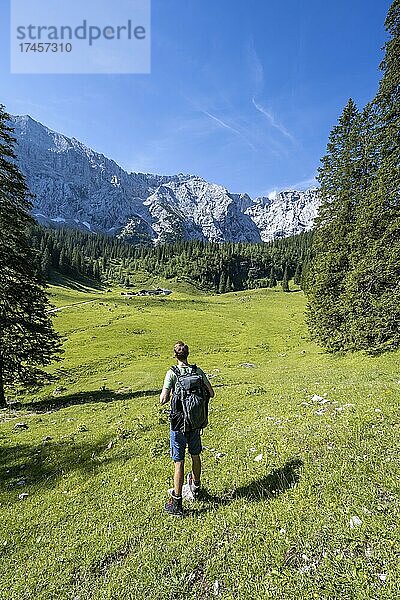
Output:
[40, 246, 51, 278]
[93, 261, 101, 281]
[306, 1, 400, 353]
[342, 0, 400, 351]
[59, 248, 68, 273]
[71, 247, 80, 274]
[281, 264, 290, 292]
[269, 267, 277, 287]
[218, 271, 227, 294]
[293, 262, 302, 286]
[305, 99, 362, 350]
[0, 106, 62, 406]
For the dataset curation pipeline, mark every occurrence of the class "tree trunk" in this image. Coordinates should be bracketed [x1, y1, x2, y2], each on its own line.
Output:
[0, 353, 6, 408]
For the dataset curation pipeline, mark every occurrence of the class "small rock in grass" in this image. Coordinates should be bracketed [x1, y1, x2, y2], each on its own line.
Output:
[377, 573, 387, 582]
[14, 422, 28, 430]
[240, 362, 256, 368]
[311, 394, 325, 403]
[42, 436, 53, 443]
[254, 453, 263, 462]
[18, 493, 28, 500]
[335, 404, 354, 412]
[349, 515, 362, 529]
[249, 447, 256, 453]
[213, 580, 221, 595]
[215, 452, 225, 459]
[16, 479, 27, 486]
[106, 440, 115, 450]
[187, 572, 196, 584]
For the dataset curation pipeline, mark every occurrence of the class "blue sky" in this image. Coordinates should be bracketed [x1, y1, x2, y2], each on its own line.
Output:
[0, 0, 392, 198]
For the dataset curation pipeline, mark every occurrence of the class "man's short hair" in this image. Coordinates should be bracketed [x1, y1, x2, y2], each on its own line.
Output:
[174, 341, 189, 361]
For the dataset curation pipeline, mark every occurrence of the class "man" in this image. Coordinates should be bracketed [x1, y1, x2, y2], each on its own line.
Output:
[160, 341, 215, 516]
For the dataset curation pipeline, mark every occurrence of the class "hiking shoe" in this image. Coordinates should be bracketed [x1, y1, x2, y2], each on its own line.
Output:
[187, 472, 201, 500]
[164, 492, 183, 517]
[192, 483, 201, 500]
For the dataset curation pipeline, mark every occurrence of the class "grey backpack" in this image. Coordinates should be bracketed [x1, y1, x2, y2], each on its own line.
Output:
[171, 365, 209, 432]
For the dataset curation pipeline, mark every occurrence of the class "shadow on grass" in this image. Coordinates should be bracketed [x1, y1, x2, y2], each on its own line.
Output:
[49, 270, 104, 292]
[11, 389, 160, 414]
[191, 458, 303, 514]
[0, 436, 122, 503]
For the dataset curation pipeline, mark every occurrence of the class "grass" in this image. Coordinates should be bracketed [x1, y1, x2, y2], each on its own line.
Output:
[1, 279, 399, 599]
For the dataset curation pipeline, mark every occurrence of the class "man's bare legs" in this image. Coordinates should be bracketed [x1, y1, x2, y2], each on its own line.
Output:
[174, 460, 184, 496]
[173, 455, 201, 497]
[191, 454, 201, 484]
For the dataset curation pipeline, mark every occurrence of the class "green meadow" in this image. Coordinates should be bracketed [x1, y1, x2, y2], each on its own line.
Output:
[1, 279, 399, 600]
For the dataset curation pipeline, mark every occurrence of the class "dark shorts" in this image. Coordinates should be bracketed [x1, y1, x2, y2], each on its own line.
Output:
[170, 428, 202, 462]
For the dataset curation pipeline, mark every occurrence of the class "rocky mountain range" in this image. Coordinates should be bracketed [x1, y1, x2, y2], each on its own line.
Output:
[11, 114, 320, 244]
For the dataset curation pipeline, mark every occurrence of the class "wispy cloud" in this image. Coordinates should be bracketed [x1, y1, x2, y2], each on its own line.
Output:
[200, 109, 256, 151]
[247, 38, 296, 145]
[252, 97, 296, 143]
[247, 37, 264, 90]
[263, 175, 318, 197]
[287, 176, 318, 189]
[131, 36, 298, 175]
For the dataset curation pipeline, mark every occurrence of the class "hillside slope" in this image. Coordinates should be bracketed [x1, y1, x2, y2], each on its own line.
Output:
[0, 285, 399, 599]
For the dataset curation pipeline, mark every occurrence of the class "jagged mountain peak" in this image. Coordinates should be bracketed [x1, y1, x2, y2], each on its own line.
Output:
[10, 114, 320, 244]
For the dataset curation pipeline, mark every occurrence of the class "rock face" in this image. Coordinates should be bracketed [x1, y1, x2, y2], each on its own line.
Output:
[11, 115, 320, 243]
[245, 189, 320, 242]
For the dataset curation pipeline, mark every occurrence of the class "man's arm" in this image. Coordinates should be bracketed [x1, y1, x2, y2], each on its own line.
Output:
[199, 369, 214, 398]
[205, 380, 215, 398]
[160, 369, 174, 405]
[160, 387, 171, 405]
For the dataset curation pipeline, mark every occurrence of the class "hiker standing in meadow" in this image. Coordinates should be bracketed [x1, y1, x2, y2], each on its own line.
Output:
[160, 341, 214, 516]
